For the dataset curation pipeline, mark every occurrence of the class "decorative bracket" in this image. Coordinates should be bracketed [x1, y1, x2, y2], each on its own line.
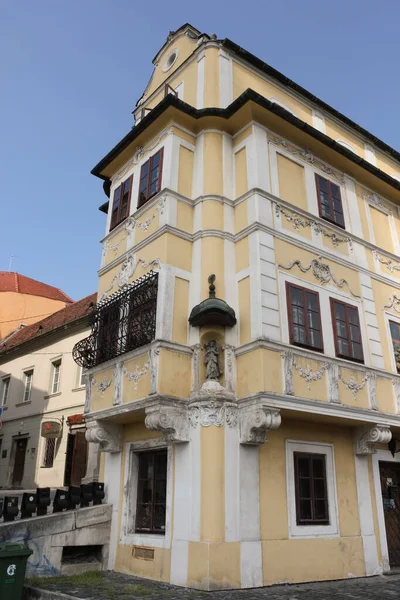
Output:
[239, 404, 281, 445]
[85, 420, 122, 453]
[353, 424, 391, 455]
[145, 404, 189, 443]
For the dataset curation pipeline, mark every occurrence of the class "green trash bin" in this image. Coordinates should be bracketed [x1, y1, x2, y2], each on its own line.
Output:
[0, 543, 33, 600]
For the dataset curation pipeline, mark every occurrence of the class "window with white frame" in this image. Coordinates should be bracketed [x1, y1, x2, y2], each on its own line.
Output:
[135, 449, 167, 534]
[1, 377, 10, 406]
[79, 366, 86, 387]
[286, 440, 339, 538]
[51, 359, 61, 394]
[121, 441, 172, 548]
[23, 370, 33, 402]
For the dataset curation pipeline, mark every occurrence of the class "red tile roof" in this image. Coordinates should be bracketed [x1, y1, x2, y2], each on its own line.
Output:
[0, 272, 73, 303]
[0, 293, 97, 355]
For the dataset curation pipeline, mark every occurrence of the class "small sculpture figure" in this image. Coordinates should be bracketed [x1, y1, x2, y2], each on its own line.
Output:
[204, 340, 222, 381]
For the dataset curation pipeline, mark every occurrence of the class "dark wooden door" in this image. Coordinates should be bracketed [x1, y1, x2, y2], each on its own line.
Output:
[12, 438, 27, 487]
[70, 432, 88, 486]
[380, 462, 400, 566]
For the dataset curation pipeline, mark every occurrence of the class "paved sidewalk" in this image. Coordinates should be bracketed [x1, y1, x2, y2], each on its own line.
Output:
[25, 570, 400, 600]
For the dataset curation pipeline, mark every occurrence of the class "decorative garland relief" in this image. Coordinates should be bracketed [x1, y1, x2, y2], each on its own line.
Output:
[275, 204, 352, 249]
[103, 197, 166, 257]
[279, 256, 360, 298]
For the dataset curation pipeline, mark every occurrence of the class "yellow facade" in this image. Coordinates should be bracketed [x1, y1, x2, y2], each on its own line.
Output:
[80, 22, 400, 591]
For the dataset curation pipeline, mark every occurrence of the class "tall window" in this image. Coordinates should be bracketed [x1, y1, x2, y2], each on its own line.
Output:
[389, 320, 400, 374]
[136, 450, 167, 534]
[110, 175, 133, 231]
[1, 377, 10, 406]
[51, 360, 62, 394]
[294, 452, 329, 525]
[138, 148, 164, 208]
[286, 283, 323, 351]
[315, 174, 345, 228]
[79, 366, 86, 387]
[330, 299, 363, 362]
[42, 438, 56, 468]
[23, 370, 33, 402]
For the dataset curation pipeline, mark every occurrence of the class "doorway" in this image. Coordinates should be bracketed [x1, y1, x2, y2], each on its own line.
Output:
[11, 438, 28, 488]
[380, 461, 400, 567]
[64, 431, 88, 487]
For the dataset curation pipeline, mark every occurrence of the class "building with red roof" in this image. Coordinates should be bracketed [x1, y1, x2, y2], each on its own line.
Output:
[0, 293, 97, 490]
[0, 272, 73, 340]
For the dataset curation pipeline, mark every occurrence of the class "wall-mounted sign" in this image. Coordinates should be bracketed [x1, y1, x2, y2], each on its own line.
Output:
[41, 420, 62, 439]
[66, 414, 84, 426]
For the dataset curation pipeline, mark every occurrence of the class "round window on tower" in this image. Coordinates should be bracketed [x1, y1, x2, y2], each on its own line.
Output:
[163, 49, 179, 72]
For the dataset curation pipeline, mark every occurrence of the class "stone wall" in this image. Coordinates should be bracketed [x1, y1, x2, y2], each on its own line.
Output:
[0, 504, 111, 577]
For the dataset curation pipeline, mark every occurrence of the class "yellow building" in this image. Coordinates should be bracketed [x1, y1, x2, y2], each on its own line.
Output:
[75, 23, 400, 589]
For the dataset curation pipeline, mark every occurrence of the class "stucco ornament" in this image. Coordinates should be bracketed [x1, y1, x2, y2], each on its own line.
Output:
[268, 133, 345, 185]
[188, 401, 238, 428]
[374, 251, 400, 274]
[122, 359, 150, 390]
[103, 197, 166, 257]
[279, 256, 360, 298]
[99, 254, 161, 299]
[90, 374, 113, 397]
[383, 293, 400, 313]
[353, 425, 391, 455]
[363, 192, 390, 214]
[275, 204, 352, 249]
[205, 340, 222, 381]
[338, 370, 371, 399]
[85, 420, 122, 453]
[292, 357, 329, 390]
[239, 405, 281, 445]
[145, 404, 189, 443]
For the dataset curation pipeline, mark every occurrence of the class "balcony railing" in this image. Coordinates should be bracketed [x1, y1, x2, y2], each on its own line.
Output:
[73, 272, 158, 369]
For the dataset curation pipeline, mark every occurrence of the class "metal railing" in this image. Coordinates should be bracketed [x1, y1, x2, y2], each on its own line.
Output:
[73, 272, 158, 369]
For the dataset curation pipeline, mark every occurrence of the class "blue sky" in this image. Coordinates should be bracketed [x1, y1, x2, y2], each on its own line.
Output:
[1, 0, 399, 301]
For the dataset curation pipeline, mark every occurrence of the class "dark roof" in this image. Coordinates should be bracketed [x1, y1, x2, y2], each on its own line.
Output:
[0, 293, 97, 355]
[221, 38, 400, 164]
[91, 90, 400, 198]
[0, 272, 73, 303]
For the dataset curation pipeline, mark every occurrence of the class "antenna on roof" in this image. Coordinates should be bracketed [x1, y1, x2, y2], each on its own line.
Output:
[8, 255, 17, 271]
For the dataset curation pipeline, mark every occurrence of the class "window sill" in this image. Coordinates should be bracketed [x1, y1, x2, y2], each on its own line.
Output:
[15, 401, 31, 407]
[44, 392, 62, 399]
[122, 532, 167, 549]
[72, 386, 85, 393]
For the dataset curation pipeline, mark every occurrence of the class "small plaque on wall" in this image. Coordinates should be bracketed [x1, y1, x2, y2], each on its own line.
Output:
[1, 450, 6, 458]
[132, 546, 155, 561]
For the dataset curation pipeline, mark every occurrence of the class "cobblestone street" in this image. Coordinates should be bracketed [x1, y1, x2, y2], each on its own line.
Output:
[25, 571, 400, 600]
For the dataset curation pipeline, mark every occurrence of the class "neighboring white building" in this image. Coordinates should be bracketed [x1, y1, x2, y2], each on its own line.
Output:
[0, 293, 96, 489]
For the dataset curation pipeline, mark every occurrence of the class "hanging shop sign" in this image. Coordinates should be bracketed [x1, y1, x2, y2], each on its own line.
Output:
[41, 420, 62, 439]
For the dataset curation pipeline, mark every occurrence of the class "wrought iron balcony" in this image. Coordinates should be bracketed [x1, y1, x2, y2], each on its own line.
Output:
[73, 272, 158, 369]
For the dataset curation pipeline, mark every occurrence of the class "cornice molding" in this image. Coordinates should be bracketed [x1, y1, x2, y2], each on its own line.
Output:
[238, 392, 400, 428]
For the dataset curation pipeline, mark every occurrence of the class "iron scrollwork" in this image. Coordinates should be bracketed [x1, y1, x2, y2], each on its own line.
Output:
[73, 271, 158, 369]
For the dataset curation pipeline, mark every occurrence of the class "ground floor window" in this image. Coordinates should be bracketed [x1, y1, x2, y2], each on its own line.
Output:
[294, 452, 329, 525]
[286, 440, 339, 538]
[135, 449, 167, 534]
[42, 438, 56, 468]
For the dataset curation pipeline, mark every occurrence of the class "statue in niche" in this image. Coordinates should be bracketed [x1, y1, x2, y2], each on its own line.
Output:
[204, 340, 222, 381]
